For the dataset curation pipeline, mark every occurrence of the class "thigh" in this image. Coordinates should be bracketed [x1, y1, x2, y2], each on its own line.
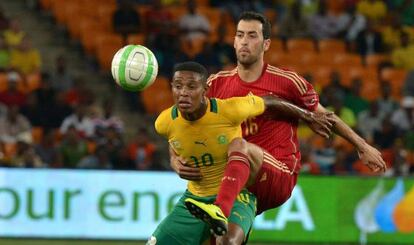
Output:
[247, 151, 297, 214]
[152, 192, 211, 244]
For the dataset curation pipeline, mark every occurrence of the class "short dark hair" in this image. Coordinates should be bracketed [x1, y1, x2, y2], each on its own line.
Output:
[238, 11, 271, 40]
[173, 61, 208, 83]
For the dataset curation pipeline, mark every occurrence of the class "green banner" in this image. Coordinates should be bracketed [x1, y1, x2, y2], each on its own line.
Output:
[249, 177, 414, 244]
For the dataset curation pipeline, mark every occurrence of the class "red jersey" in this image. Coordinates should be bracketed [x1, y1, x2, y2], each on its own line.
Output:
[207, 64, 319, 173]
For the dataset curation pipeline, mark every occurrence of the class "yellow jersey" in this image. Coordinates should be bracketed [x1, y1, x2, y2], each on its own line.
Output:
[155, 95, 265, 197]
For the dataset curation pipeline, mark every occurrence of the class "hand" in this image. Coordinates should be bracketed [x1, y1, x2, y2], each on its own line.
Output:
[357, 144, 387, 173]
[170, 155, 202, 181]
[305, 111, 336, 138]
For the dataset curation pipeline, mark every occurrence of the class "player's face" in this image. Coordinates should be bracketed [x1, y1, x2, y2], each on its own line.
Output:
[234, 20, 270, 66]
[172, 71, 206, 114]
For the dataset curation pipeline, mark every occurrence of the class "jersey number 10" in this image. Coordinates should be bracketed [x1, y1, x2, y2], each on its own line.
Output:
[190, 153, 214, 168]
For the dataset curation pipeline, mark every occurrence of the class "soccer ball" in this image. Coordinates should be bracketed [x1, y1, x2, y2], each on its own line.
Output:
[111, 44, 158, 92]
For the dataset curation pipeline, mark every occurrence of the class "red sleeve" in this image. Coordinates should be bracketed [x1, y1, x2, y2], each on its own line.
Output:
[206, 74, 217, 97]
[285, 73, 319, 112]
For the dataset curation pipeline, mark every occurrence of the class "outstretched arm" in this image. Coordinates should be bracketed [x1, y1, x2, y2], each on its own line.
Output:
[315, 104, 387, 172]
[262, 95, 336, 138]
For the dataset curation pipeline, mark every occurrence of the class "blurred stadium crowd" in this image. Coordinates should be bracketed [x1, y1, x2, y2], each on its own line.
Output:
[0, 0, 414, 177]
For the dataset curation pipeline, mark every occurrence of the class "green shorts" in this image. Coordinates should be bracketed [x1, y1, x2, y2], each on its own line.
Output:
[151, 189, 257, 245]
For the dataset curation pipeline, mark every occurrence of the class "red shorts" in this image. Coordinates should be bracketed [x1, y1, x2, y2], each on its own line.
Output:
[247, 151, 298, 214]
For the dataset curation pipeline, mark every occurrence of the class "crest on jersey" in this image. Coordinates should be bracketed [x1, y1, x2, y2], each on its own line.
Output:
[170, 140, 182, 151]
[217, 135, 228, 144]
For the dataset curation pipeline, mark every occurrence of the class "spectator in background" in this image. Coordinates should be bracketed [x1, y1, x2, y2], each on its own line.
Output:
[344, 78, 369, 116]
[388, 0, 414, 26]
[0, 105, 31, 144]
[51, 55, 73, 92]
[78, 145, 113, 169]
[336, 5, 366, 44]
[373, 117, 398, 149]
[377, 81, 398, 116]
[308, 0, 340, 40]
[391, 32, 414, 70]
[312, 137, 337, 175]
[98, 126, 124, 169]
[178, 0, 210, 40]
[11, 138, 43, 168]
[403, 70, 414, 97]
[0, 72, 26, 107]
[0, 36, 10, 71]
[33, 72, 55, 108]
[60, 104, 94, 139]
[0, 7, 9, 32]
[357, 101, 384, 142]
[10, 36, 41, 75]
[327, 95, 357, 128]
[58, 125, 88, 168]
[113, 0, 140, 42]
[65, 77, 95, 106]
[391, 96, 414, 133]
[278, 0, 310, 40]
[356, 0, 387, 23]
[144, 0, 174, 40]
[211, 24, 237, 69]
[194, 41, 221, 73]
[20, 93, 43, 127]
[3, 19, 25, 49]
[355, 20, 384, 57]
[320, 71, 348, 106]
[127, 127, 156, 170]
[92, 98, 124, 141]
[42, 92, 73, 130]
[34, 129, 59, 168]
[381, 13, 414, 51]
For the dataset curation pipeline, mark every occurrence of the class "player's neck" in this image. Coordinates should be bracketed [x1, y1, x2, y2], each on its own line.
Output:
[181, 97, 208, 121]
[237, 59, 264, 83]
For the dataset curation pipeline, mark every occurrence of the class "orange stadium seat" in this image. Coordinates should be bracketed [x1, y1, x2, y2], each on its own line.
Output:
[142, 81, 174, 114]
[67, 16, 97, 40]
[326, 0, 346, 15]
[286, 38, 316, 53]
[127, 34, 146, 45]
[80, 25, 108, 55]
[364, 54, 390, 68]
[26, 72, 42, 92]
[361, 77, 381, 101]
[167, 6, 187, 20]
[96, 34, 123, 70]
[97, 4, 117, 32]
[311, 65, 332, 88]
[0, 73, 7, 92]
[40, 0, 52, 10]
[333, 53, 362, 69]
[318, 39, 346, 53]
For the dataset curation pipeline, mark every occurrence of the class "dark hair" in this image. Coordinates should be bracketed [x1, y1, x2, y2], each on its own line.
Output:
[238, 11, 271, 40]
[173, 61, 208, 83]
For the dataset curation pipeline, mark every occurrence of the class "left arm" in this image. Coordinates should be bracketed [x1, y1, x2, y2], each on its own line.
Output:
[262, 95, 336, 138]
[316, 103, 387, 172]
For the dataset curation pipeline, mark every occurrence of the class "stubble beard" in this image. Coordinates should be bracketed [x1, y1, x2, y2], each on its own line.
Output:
[237, 53, 258, 68]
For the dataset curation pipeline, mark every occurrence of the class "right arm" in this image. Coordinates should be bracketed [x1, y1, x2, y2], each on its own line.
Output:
[169, 145, 202, 181]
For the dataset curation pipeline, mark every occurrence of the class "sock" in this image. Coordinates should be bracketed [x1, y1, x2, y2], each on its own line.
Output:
[214, 152, 250, 217]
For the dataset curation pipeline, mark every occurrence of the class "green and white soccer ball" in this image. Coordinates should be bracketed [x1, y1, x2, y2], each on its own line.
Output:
[111, 44, 158, 92]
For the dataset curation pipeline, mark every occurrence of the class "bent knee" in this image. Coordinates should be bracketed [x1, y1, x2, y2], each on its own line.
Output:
[228, 138, 248, 154]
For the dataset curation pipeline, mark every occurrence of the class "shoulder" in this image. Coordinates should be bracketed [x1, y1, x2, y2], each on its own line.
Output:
[265, 64, 309, 95]
[155, 106, 175, 134]
[207, 68, 237, 87]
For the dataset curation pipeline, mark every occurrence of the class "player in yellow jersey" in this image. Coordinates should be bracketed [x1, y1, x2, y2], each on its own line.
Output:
[149, 62, 264, 244]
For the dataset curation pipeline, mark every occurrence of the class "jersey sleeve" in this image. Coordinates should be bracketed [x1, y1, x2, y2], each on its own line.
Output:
[220, 95, 265, 125]
[206, 73, 218, 97]
[154, 108, 172, 138]
[286, 72, 319, 112]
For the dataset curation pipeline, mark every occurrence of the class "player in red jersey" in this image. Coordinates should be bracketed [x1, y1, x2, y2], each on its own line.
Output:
[174, 11, 387, 244]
